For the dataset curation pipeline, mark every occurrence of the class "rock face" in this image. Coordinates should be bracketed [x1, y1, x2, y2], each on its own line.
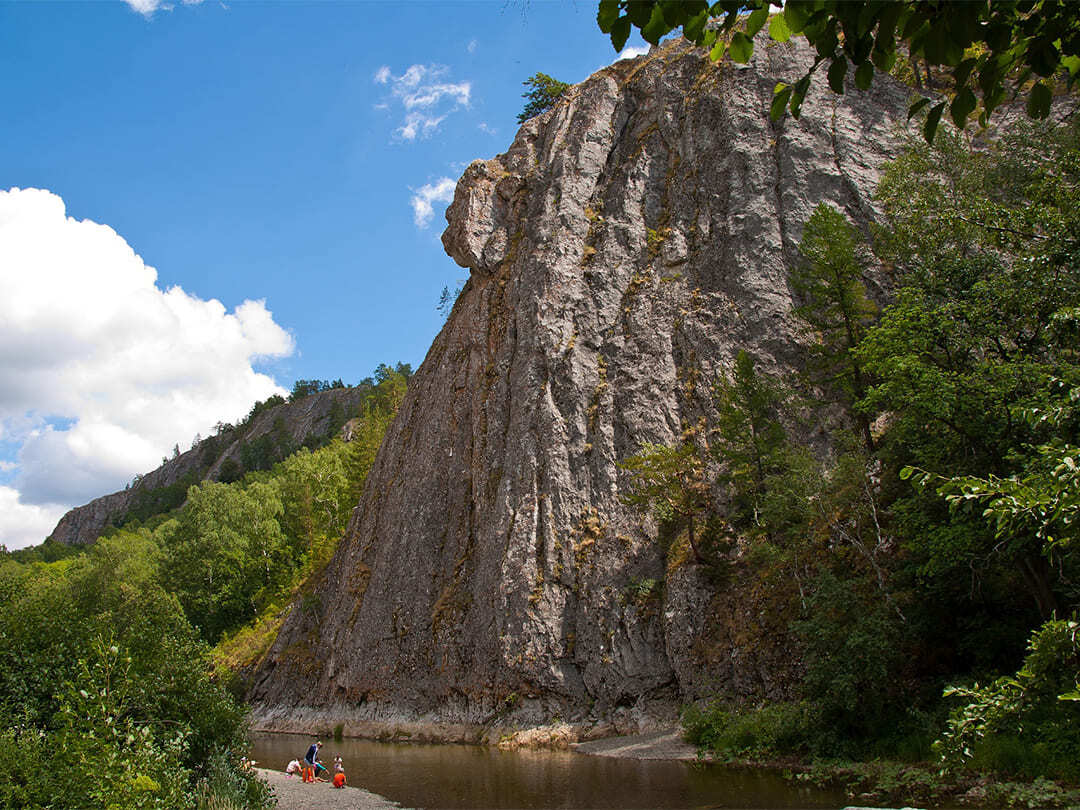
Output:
[248, 37, 911, 734]
[48, 387, 370, 546]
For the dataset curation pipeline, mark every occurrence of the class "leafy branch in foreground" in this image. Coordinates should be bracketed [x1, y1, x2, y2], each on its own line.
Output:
[597, 1, 1080, 142]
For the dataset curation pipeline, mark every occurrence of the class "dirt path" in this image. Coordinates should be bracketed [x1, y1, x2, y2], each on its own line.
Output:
[571, 729, 697, 760]
[255, 768, 409, 810]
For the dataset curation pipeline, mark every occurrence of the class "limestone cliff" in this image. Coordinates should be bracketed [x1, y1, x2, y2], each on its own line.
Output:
[48, 387, 370, 546]
[247, 37, 912, 736]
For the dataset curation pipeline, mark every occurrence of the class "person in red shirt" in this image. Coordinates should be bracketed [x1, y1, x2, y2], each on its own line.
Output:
[332, 771, 347, 789]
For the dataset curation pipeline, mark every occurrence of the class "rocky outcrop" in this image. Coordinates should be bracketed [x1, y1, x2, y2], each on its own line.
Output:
[48, 387, 369, 546]
[248, 36, 912, 735]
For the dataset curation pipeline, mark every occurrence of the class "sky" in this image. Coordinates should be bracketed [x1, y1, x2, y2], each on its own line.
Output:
[0, 0, 649, 548]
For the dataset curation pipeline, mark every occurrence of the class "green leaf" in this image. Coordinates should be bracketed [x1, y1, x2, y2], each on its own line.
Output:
[924, 100, 945, 143]
[626, 1, 654, 28]
[729, 31, 754, 64]
[597, 0, 620, 32]
[790, 74, 812, 118]
[952, 57, 977, 89]
[683, 8, 710, 44]
[899, 466, 915, 481]
[769, 12, 792, 43]
[771, 83, 793, 121]
[827, 56, 847, 94]
[783, 1, 814, 34]
[950, 87, 976, 128]
[871, 45, 896, 72]
[610, 17, 632, 52]
[854, 60, 874, 91]
[710, 37, 727, 62]
[907, 96, 932, 120]
[746, 6, 769, 38]
[1029, 36, 1060, 77]
[1028, 81, 1052, 119]
[640, 3, 670, 45]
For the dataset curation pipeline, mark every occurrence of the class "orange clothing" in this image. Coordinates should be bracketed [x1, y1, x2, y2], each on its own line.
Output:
[333, 772, 346, 788]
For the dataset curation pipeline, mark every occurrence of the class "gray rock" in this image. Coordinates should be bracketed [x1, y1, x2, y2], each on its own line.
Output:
[248, 36, 912, 733]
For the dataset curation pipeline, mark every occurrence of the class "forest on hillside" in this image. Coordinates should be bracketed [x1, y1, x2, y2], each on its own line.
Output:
[0, 366, 409, 809]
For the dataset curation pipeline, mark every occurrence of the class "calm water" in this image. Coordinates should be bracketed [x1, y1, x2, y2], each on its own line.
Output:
[250, 732, 849, 810]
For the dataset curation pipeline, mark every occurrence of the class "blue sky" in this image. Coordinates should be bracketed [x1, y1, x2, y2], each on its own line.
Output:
[0, 0, 648, 547]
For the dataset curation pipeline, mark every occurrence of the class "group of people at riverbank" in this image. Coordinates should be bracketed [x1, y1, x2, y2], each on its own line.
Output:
[284, 740, 348, 789]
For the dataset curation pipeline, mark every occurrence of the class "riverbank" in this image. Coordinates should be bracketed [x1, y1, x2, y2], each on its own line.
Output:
[256, 767, 407, 810]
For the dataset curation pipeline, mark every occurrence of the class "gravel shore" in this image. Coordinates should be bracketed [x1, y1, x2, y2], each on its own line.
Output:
[255, 768, 409, 810]
[571, 729, 697, 760]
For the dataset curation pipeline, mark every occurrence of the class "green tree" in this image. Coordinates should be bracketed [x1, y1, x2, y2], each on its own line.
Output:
[861, 124, 1080, 621]
[936, 618, 1080, 782]
[792, 203, 878, 452]
[711, 350, 790, 538]
[596, 1, 1080, 142]
[159, 481, 288, 642]
[517, 72, 570, 123]
[620, 441, 713, 563]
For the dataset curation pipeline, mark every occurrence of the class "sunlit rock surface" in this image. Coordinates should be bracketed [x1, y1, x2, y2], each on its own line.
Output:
[248, 36, 911, 735]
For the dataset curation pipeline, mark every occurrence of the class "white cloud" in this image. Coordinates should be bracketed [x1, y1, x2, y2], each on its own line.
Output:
[410, 178, 456, 228]
[124, 0, 204, 16]
[615, 45, 651, 61]
[0, 187, 294, 546]
[0, 487, 67, 551]
[467, 39, 478, 54]
[374, 63, 471, 142]
[478, 122, 498, 136]
[398, 112, 447, 141]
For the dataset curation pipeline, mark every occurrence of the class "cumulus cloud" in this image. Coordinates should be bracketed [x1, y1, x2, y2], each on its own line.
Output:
[374, 63, 471, 141]
[616, 45, 651, 61]
[0, 487, 67, 551]
[410, 178, 457, 228]
[0, 187, 294, 546]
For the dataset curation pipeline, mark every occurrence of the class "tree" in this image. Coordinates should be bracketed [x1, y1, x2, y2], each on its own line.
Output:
[159, 481, 288, 642]
[792, 203, 878, 453]
[517, 72, 570, 124]
[620, 441, 713, 563]
[596, 1, 1080, 142]
[860, 123, 1080, 620]
[711, 350, 790, 537]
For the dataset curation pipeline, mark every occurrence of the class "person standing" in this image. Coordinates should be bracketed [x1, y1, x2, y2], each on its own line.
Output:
[303, 740, 322, 782]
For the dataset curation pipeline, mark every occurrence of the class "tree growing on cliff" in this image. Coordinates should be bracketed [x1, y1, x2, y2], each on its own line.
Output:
[517, 72, 570, 123]
[620, 440, 714, 564]
[791, 203, 878, 453]
[597, 1, 1080, 142]
[711, 350, 790, 539]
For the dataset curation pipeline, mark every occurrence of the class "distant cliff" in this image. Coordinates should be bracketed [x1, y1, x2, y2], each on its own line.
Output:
[47, 387, 371, 546]
[248, 36, 912, 737]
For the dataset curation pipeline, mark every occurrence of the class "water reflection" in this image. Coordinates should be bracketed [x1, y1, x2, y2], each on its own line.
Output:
[250, 732, 846, 809]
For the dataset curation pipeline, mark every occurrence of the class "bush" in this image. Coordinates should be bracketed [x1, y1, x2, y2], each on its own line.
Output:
[682, 700, 815, 759]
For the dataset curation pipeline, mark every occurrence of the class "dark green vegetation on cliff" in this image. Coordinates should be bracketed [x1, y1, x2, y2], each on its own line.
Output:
[670, 120, 1080, 804]
[0, 367, 408, 808]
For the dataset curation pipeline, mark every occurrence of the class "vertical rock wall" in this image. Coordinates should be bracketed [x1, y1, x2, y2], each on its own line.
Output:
[248, 36, 912, 734]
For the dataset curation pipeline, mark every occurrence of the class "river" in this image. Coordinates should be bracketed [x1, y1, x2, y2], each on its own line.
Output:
[249, 732, 849, 809]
